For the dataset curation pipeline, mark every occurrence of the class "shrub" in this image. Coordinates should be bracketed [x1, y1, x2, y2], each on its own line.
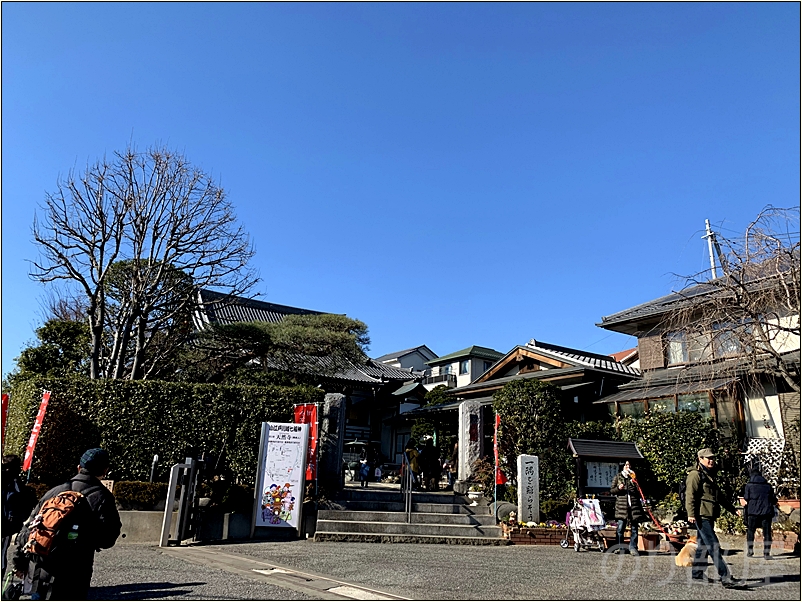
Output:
[113, 481, 169, 510]
[4, 376, 323, 486]
[715, 509, 746, 535]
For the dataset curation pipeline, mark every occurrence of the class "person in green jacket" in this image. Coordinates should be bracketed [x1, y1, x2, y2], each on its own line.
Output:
[685, 448, 741, 588]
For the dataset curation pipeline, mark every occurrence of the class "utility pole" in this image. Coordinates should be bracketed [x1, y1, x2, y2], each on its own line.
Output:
[702, 219, 729, 280]
[703, 219, 718, 279]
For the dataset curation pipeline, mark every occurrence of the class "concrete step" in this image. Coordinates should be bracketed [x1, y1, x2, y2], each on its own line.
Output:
[337, 488, 469, 506]
[314, 531, 511, 545]
[315, 519, 503, 538]
[321, 500, 492, 515]
[317, 510, 498, 526]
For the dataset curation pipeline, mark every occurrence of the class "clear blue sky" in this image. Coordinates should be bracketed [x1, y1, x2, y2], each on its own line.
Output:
[2, 3, 799, 377]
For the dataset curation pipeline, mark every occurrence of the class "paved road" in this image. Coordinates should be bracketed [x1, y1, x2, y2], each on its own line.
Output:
[80, 539, 801, 600]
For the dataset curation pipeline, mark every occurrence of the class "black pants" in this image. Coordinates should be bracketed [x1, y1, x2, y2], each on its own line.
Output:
[746, 514, 773, 557]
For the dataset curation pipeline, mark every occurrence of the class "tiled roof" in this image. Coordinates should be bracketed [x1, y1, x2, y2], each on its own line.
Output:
[426, 345, 504, 366]
[596, 282, 716, 331]
[261, 353, 419, 385]
[568, 438, 644, 460]
[195, 289, 322, 329]
[609, 348, 638, 363]
[525, 340, 641, 377]
[375, 345, 437, 363]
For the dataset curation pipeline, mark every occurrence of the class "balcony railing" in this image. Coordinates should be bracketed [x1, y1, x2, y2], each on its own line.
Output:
[422, 373, 457, 388]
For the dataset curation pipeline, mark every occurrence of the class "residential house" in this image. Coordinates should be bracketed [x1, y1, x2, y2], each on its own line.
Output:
[424, 345, 505, 390]
[375, 345, 438, 373]
[595, 280, 800, 488]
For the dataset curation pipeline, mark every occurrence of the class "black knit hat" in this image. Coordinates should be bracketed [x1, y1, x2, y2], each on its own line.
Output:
[80, 448, 110, 476]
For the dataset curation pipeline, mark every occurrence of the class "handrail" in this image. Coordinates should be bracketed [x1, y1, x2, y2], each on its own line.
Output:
[402, 452, 413, 523]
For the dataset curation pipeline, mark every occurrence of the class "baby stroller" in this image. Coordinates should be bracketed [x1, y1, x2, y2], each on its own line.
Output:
[560, 498, 606, 552]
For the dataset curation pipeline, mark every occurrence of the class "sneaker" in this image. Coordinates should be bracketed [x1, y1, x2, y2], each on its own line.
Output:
[746, 550, 753, 557]
[720, 576, 743, 588]
[691, 573, 706, 581]
[763, 555, 773, 560]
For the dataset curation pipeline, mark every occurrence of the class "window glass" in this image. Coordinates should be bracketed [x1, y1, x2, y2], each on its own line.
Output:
[713, 393, 738, 440]
[619, 402, 645, 418]
[441, 364, 452, 375]
[688, 332, 712, 363]
[483, 360, 492, 372]
[713, 322, 741, 358]
[459, 359, 469, 375]
[665, 332, 687, 365]
[648, 398, 676, 413]
[678, 393, 710, 415]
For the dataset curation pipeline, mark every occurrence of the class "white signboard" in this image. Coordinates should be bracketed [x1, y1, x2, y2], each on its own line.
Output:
[517, 455, 539, 523]
[586, 461, 619, 489]
[254, 422, 309, 530]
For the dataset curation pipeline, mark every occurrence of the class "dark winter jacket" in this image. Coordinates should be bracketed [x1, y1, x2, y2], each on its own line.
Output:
[13, 470, 121, 576]
[685, 464, 736, 521]
[743, 473, 777, 518]
[610, 472, 647, 522]
[2, 476, 36, 535]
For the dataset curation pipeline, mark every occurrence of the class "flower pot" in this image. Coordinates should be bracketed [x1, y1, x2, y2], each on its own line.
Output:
[639, 533, 661, 551]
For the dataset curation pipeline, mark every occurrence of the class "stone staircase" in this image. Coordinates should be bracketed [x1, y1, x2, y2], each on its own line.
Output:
[314, 487, 509, 545]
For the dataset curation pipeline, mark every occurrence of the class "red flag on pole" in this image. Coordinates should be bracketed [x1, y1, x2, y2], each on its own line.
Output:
[294, 403, 318, 480]
[1, 393, 9, 443]
[494, 413, 507, 485]
[22, 391, 51, 472]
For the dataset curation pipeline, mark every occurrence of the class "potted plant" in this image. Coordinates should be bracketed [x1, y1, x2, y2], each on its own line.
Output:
[467, 484, 483, 505]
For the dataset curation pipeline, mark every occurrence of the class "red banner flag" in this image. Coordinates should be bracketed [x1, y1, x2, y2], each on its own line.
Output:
[1, 393, 9, 443]
[22, 391, 51, 472]
[294, 403, 318, 480]
[494, 413, 507, 485]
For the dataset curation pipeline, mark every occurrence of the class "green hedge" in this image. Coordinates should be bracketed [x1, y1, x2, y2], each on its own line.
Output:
[4, 376, 323, 487]
[113, 481, 169, 509]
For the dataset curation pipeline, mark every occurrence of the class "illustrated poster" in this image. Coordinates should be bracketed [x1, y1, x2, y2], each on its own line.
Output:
[255, 422, 309, 529]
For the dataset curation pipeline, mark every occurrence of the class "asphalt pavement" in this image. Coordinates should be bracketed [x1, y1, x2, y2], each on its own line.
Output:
[76, 537, 801, 600]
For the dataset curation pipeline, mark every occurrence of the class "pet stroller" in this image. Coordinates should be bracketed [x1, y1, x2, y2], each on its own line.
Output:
[559, 498, 607, 552]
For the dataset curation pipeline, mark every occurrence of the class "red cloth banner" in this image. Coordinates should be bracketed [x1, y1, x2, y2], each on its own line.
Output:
[22, 391, 51, 472]
[494, 413, 507, 485]
[293, 403, 318, 480]
[1, 393, 9, 443]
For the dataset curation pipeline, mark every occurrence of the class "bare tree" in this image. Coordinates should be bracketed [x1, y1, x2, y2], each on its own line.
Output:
[30, 146, 258, 379]
[662, 206, 800, 393]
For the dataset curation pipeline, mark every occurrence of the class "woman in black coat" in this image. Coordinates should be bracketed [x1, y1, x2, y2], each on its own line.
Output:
[743, 467, 778, 559]
[610, 461, 647, 554]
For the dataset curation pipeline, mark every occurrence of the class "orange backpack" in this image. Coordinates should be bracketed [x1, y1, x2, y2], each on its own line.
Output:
[22, 490, 94, 557]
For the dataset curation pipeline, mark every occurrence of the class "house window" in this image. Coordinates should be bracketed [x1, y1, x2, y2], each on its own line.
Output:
[483, 360, 492, 372]
[678, 393, 710, 415]
[441, 364, 452, 375]
[713, 322, 741, 358]
[648, 398, 676, 413]
[688, 332, 712, 363]
[665, 332, 687, 365]
[459, 360, 469, 375]
[619, 402, 645, 418]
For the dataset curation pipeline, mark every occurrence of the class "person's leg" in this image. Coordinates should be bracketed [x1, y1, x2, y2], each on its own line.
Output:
[616, 519, 626, 551]
[692, 521, 713, 579]
[761, 515, 773, 558]
[629, 520, 640, 553]
[698, 519, 731, 581]
[746, 514, 756, 556]
[1, 535, 9, 576]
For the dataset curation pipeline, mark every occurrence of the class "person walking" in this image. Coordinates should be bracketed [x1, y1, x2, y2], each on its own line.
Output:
[743, 466, 778, 559]
[610, 461, 647, 555]
[12, 448, 122, 600]
[686, 448, 741, 588]
[2, 455, 36, 576]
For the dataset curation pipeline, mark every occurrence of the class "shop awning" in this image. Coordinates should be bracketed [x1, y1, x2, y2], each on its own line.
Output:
[568, 438, 644, 460]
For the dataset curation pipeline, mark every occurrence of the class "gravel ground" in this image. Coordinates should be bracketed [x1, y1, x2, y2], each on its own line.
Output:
[9, 536, 800, 600]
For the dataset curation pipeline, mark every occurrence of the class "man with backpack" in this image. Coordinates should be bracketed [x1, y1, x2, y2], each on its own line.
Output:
[685, 448, 741, 588]
[12, 448, 121, 600]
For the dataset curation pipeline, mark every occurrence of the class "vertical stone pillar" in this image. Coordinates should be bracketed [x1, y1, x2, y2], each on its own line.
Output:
[517, 454, 540, 523]
[456, 400, 483, 488]
[317, 393, 346, 495]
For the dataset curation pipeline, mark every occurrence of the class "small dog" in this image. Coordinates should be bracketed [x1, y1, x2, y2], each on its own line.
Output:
[675, 536, 698, 567]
